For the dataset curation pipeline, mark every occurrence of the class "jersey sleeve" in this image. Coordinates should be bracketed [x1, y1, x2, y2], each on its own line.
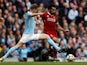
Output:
[40, 12, 46, 20]
[26, 11, 32, 17]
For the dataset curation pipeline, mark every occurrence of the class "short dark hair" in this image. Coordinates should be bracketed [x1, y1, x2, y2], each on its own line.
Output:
[48, 4, 56, 10]
[30, 4, 38, 10]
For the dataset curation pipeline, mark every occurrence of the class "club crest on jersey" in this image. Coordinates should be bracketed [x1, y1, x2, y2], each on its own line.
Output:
[47, 18, 56, 22]
[47, 15, 49, 17]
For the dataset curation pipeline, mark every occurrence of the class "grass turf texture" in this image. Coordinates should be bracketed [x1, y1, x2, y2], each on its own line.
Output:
[0, 62, 87, 65]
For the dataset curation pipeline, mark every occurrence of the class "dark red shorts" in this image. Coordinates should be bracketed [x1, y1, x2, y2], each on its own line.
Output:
[44, 31, 58, 39]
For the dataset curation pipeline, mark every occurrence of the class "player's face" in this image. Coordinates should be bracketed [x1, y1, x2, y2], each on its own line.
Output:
[32, 9, 38, 13]
[50, 7, 56, 14]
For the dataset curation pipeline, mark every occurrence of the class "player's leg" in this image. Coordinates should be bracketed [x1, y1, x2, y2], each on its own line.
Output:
[44, 36, 59, 58]
[0, 34, 30, 61]
[45, 32, 59, 43]
[0, 42, 24, 62]
[52, 37, 59, 43]
[39, 34, 61, 51]
[31, 34, 61, 51]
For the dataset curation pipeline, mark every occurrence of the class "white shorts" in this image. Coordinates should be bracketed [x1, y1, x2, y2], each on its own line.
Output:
[19, 34, 40, 43]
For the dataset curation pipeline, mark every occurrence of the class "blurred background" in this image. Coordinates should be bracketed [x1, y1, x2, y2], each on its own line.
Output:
[0, 0, 87, 62]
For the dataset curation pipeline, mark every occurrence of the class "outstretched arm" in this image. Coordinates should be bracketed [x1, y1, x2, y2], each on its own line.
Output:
[56, 24, 69, 32]
[29, 13, 43, 17]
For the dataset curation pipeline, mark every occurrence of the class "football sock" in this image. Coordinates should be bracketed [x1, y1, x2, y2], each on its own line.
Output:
[2, 46, 18, 59]
[47, 37, 61, 51]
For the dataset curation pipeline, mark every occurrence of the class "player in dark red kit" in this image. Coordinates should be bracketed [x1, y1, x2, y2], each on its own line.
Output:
[41, 5, 67, 43]
[41, 5, 68, 58]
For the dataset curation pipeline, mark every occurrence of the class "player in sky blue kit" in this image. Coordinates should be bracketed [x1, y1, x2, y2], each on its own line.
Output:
[0, 4, 61, 62]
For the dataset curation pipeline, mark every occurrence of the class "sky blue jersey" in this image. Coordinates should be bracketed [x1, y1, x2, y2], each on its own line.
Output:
[23, 11, 35, 34]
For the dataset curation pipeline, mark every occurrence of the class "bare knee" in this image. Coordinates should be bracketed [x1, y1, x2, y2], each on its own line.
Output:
[43, 34, 49, 38]
[16, 42, 24, 48]
[53, 37, 59, 43]
[41, 34, 50, 38]
[38, 34, 50, 39]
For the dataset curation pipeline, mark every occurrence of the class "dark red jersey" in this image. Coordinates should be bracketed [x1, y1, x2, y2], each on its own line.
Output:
[41, 12, 58, 38]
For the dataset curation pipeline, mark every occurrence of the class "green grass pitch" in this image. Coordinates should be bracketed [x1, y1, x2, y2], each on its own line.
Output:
[0, 62, 87, 65]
